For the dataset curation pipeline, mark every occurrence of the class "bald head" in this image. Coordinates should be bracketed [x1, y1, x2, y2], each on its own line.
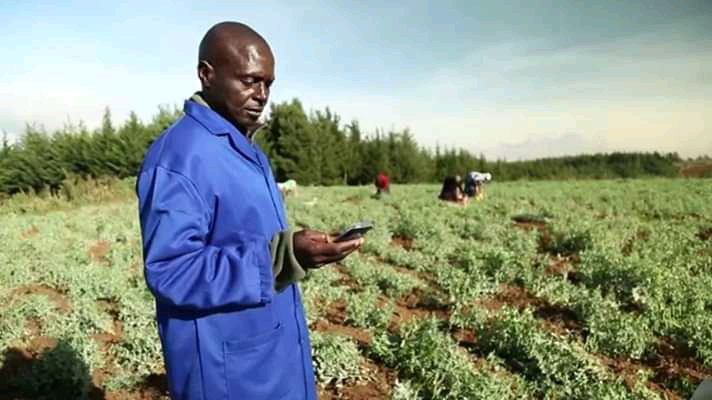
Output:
[198, 22, 270, 67]
[196, 21, 275, 137]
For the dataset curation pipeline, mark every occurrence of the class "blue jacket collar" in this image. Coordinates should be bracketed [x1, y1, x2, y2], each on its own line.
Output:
[183, 96, 260, 165]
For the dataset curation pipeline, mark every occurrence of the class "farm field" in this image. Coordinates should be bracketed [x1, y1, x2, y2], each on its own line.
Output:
[0, 178, 711, 399]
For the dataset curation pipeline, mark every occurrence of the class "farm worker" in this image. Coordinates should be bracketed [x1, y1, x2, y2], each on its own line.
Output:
[438, 175, 468, 204]
[135, 21, 363, 400]
[375, 171, 390, 195]
[464, 171, 490, 199]
[278, 178, 298, 196]
[463, 171, 478, 197]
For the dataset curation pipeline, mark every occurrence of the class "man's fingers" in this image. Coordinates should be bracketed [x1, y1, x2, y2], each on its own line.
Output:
[317, 250, 353, 265]
[311, 238, 363, 265]
[331, 238, 363, 254]
[314, 243, 343, 259]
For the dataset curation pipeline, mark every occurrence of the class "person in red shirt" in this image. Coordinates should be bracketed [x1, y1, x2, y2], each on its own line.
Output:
[375, 171, 390, 196]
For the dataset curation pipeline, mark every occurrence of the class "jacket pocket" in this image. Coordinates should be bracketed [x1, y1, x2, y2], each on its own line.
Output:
[223, 323, 290, 400]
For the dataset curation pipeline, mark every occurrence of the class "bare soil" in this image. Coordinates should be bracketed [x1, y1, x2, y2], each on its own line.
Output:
[309, 298, 397, 399]
[14, 284, 71, 313]
[622, 228, 651, 255]
[543, 256, 585, 284]
[598, 336, 712, 400]
[512, 219, 554, 254]
[102, 374, 169, 400]
[333, 264, 360, 289]
[697, 226, 712, 241]
[20, 225, 39, 239]
[342, 195, 364, 204]
[88, 240, 112, 266]
[388, 287, 450, 332]
[390, 235, 413, 251]
[647, 338, 710, 397]
[309, 261, 455, 399]
[317, 359, 396, 400]
[312, 299, 372, 346]
[477, 284, 584, 337]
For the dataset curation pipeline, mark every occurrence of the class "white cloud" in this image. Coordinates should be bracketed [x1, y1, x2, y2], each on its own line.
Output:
[1, 12, 709, 161]
[0, 57, 196, 139]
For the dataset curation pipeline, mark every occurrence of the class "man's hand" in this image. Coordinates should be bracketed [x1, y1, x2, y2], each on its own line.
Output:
[293, 229, 363, 269]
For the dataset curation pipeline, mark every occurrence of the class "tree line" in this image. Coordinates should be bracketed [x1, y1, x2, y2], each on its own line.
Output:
[0, 97, 685, 197]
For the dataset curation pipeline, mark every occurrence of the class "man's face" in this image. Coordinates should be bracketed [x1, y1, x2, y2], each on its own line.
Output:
[200, 41, 275, 134]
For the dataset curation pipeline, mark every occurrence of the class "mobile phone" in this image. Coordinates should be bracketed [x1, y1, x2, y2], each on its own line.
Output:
[334, 221, 373, 242]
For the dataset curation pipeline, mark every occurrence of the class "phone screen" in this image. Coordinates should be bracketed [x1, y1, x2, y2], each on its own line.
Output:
[334, 222, 373, 242]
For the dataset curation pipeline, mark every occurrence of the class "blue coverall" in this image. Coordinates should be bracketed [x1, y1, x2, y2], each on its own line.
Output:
[136, 97, 317, 400]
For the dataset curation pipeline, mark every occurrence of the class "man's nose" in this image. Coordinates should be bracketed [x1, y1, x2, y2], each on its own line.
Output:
[254, 83, 268, 103]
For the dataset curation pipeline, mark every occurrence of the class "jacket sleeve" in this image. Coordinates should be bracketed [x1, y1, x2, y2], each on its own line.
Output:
[270, 229, 306, 293]
[136, 166, 273, 311]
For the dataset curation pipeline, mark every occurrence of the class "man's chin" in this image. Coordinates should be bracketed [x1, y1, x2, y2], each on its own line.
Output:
[242, 118, 266, 138]
[230, 114, 261, 133]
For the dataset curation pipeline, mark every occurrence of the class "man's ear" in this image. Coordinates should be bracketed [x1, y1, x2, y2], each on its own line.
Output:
[197, 60, 214, 88]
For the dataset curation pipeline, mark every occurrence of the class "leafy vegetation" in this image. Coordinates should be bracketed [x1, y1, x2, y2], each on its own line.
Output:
[0, 177, 710, 399]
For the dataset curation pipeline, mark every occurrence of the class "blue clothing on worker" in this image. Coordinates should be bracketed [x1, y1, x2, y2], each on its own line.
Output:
[135, 98, 317, 400]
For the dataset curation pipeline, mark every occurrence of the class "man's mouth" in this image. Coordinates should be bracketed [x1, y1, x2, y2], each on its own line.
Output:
[245, 108, 263, 118]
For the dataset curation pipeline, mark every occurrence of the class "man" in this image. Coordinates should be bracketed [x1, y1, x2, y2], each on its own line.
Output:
[135, 21, 363, 400]
[375, 171, 389, 196]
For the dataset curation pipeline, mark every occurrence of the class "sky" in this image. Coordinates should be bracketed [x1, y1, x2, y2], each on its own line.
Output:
[1, 0, 711, 160]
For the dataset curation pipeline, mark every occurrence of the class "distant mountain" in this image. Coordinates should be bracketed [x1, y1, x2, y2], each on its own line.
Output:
[485, 131, 608, 161]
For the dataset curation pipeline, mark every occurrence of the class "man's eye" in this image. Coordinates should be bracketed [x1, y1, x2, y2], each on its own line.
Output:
[240, 77, 258, 85]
